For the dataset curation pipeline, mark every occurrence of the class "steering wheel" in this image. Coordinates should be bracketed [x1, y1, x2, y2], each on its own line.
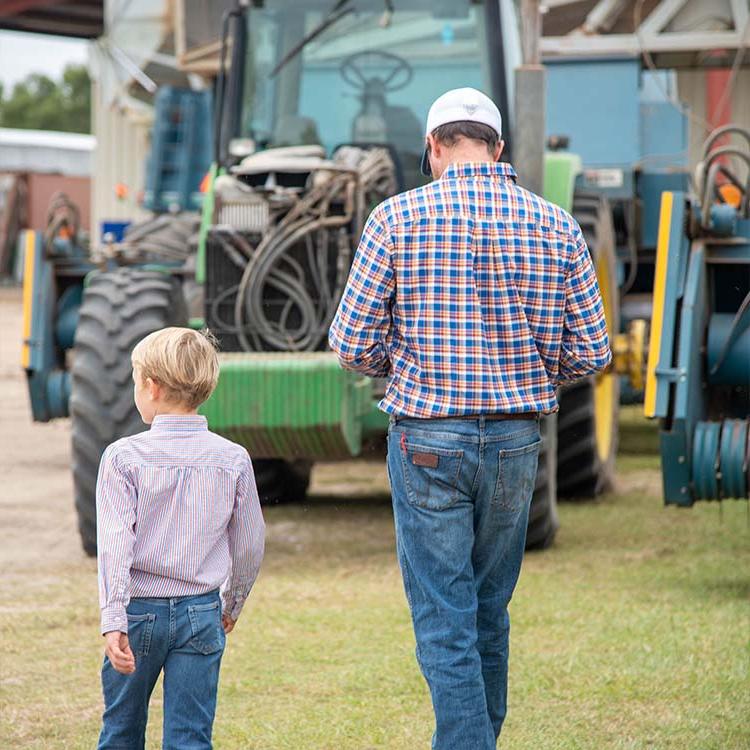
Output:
[340, 50, 412, 92]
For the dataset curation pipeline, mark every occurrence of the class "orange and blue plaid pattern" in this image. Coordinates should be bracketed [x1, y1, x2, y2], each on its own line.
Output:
[329, 162, 611, 418]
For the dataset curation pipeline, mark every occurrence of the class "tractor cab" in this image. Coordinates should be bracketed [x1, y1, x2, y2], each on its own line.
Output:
[219, 0, 512, 191]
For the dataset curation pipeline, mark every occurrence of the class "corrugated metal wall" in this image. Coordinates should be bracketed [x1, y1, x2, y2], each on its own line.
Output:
[677, 69, 750, 170]
[90, 82, 153, 242]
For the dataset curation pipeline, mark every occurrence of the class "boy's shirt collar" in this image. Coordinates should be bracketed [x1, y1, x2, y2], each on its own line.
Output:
[150, 415, 208, 432]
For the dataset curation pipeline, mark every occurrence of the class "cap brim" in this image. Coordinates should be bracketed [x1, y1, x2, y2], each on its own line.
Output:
[420, 147, 431, 177]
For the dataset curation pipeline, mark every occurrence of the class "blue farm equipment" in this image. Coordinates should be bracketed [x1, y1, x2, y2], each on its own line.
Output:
[143, 86, 213, 213]
[21, 195, 91, 422]
[645, 125, 750, 505]
[22, 85, 212, 422]
[545, 58, 690, 327]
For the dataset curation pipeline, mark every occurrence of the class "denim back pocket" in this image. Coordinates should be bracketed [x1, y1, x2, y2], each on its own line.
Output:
[126, 613, 156, 657]
[399, 440, 464, 511]
[187, 601, 225, 655]
[494, 440, 541, 511]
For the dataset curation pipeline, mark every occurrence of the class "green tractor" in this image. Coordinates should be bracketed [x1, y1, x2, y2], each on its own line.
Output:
[25, 0, 625, 555]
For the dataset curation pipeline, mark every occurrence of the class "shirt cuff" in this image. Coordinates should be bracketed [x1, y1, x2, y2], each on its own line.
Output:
[101, 605, 128, 635]
[222, 592, 248, 621]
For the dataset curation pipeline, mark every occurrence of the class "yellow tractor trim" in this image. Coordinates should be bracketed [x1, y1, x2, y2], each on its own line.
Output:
[644, 192, 673, 418]
[594, 247, 617, 463]
[21, 231, 36, 370]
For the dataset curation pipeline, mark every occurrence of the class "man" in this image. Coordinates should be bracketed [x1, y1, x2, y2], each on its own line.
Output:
[329, 87, 611, 749]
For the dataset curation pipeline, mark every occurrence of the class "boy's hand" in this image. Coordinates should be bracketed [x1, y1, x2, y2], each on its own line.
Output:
[222, 614, 236, 634]
[104, 631, 136, 674]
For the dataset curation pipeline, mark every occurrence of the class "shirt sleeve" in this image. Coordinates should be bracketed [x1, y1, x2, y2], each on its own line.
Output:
[328, 207, 395, 377]
[222, 454, 265, 620]
[556, 232, 612, 384]
[97, 445, 137, 635]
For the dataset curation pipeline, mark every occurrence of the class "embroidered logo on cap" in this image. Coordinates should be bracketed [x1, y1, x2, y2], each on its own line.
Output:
[464, 103, 479, 115]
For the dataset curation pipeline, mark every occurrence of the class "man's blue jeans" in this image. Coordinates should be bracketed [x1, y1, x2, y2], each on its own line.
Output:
[387, 416, 540, 750]
[98, 590, 225, 750]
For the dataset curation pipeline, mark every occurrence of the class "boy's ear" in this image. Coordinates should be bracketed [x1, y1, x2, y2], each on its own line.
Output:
[146, 377, 160, 401]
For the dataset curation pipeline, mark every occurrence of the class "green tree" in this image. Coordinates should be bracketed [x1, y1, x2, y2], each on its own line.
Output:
[0, 64, 90, 133]
[60, 65, 90, 132]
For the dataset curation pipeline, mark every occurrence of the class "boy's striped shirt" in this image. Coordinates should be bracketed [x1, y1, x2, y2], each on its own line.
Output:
[96, 415, 265, 634]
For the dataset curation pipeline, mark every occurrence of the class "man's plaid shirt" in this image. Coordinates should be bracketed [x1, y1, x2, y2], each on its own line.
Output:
[329, 162, 611, 418]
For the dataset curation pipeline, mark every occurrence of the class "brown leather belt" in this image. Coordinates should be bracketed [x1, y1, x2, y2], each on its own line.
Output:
[397, 413, 540, 422]
[394, 413, 540, 423]
[453, 413, 540, 421]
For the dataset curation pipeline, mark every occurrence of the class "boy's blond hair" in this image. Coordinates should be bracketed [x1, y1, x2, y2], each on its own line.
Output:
[131, 327, 219, 409]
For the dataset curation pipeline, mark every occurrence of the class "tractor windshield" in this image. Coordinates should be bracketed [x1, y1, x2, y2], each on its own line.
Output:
[241, 0, 493, 187]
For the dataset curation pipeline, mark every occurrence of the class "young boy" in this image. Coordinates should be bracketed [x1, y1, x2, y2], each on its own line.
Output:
[96, 327, 265, 749]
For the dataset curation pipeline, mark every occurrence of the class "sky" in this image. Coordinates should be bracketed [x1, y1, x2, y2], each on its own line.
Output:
[0, 30, 89, 92]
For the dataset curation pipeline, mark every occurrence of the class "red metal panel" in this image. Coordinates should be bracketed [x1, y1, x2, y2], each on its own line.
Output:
[0, 0, 67, 18]
[26, 173, 90, 231]
[0, 0, 103, 38]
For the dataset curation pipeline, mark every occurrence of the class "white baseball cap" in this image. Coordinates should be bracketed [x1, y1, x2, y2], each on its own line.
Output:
[421, 87, 503, 176]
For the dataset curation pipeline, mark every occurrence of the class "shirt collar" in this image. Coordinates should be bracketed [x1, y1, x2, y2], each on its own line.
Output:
[150, 415, 208, 433]
[440, 161, 517, 182]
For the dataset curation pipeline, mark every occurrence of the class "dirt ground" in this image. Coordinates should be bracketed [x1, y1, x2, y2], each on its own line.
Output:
[1, 286, 84, 572]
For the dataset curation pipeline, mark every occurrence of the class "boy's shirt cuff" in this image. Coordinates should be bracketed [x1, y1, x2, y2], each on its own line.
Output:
[222, 593, 247, 621]
[101, 605, 128, 635]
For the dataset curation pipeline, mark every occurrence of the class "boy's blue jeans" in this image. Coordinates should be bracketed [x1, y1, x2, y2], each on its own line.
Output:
[98, 590, 225, 750]
[387, 416, 540, 750]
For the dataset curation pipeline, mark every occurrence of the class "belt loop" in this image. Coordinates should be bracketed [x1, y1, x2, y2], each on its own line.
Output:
[168, 597, 176, 649]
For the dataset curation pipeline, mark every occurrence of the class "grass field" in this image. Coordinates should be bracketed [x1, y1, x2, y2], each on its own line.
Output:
[1, 409, 748, 749]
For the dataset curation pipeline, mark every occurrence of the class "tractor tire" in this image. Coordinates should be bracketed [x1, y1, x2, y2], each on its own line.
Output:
[556, 194, 620, 498]
[525, 413, 559, 550]
[253, 459, 312, 504]
[70, 269, 187, 556]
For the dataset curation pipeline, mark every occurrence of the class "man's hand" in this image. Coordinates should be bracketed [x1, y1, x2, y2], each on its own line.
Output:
[104, 630, 136, 674]
[222, 613, 236, 634]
